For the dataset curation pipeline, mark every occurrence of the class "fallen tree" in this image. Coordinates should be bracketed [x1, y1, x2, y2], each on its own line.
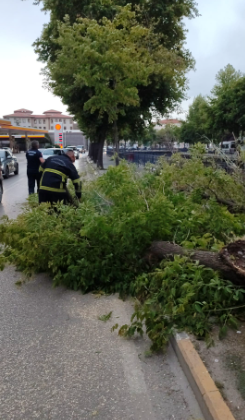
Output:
[1, 149, 245, 348]
[147, 240, 245, 286]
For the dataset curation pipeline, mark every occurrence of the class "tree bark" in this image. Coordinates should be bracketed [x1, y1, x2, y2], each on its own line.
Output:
[97, 139, 105, 169]
[113, 120, 119, 166]
[146, 240, 245, 286]
[89, 142, 99, 164]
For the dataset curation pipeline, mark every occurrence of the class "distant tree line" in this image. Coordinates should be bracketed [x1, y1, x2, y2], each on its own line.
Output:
[178, 64, 245, 145]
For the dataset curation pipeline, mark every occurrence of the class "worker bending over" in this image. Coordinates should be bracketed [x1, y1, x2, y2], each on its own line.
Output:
[39, 149, 82, 205]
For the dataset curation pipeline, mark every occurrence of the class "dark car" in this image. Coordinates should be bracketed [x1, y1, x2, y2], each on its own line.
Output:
[0, 149, 19, 179]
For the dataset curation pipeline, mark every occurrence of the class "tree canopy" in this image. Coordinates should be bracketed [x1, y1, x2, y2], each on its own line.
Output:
[211, 76, 245, 137]
[179, 64, 245, 143]
[32, 0, 198, 165]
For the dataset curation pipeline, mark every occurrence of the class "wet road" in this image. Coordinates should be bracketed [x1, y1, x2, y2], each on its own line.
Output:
[0, 152, 88, 219]
[0, 152, 204, 420]
[0, 153, 29, 219]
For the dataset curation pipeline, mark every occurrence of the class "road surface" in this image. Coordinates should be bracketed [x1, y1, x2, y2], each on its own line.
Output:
[0, 152, 204, 420]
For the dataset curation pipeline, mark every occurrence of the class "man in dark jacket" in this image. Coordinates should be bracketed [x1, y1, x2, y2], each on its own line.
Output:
[39, 150, 82, 205]
[26, 141, 44, 194]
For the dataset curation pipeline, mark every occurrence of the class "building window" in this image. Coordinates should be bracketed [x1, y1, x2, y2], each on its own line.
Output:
[39, 127, 42, 129]
[51, 119, 53, 123]
[64, 126, 66, 130]
[28, 119, 30, 122]
[43, 119, 46, 124]
[59, 119, 62, 122]
[43, 126, 46, 129]
[51, 126, 54, 130]
[34, 119, 37, 123]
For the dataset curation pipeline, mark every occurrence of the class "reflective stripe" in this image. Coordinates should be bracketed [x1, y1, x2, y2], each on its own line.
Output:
[40, 186, 66, 193]
[73, 178, 80, 184]
[39, 166, 44, 173]
[44, 168, 67, 182]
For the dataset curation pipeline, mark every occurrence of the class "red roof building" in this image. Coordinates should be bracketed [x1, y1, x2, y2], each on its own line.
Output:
[3, 109, 74, 131]
[154, 118, 182, 130]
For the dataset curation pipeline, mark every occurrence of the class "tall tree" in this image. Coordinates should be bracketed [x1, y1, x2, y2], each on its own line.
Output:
[33, 0, 198, 166]
[156, 124, 181, 148]
[211, 77, 245, 137]
[211, 64, 243, 98]
[179, 95, 213, 144]
[48, 7, 188, 161]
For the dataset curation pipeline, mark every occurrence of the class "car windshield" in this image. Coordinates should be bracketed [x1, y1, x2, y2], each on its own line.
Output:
[40, 149, 61, 156]
[0, 150, 6, 158]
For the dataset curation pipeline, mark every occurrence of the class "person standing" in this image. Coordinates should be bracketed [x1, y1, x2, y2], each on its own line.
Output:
[39, 150, 82, 205]
[26, 141, 44, 195]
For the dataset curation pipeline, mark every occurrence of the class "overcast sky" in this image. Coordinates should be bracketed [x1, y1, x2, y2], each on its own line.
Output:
[1, 0, 245, 120]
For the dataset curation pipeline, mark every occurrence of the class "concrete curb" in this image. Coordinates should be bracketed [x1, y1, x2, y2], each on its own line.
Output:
[170, 332, 236, 420]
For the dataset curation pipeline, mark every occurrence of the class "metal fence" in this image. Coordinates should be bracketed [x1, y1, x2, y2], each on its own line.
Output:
[106, 149, 238, 173]
[107, 149, 175, 166]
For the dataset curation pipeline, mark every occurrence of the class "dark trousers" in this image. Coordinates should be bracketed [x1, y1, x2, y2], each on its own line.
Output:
[28, 172, 41, 195]
[39, 190, 69, 205]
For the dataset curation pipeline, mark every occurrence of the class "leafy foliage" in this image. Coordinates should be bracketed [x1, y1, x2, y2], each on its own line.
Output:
[33, 0, 197, 159]
[98, 311, 112, 322]
[1, 153, 245, 348]
[180, 64, 245, 143]
[118, 256, 245, 350]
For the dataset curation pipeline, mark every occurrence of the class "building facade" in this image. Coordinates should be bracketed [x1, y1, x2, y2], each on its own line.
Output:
[3, 109, 88, 148]
[3, 108, 75, 131]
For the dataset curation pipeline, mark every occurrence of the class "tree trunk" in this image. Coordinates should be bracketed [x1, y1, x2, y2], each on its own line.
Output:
[113, 120, 119, 166]
[146, 240, 245, 286]
[88, 142, 92, 160]
[97, 139, 105, 169]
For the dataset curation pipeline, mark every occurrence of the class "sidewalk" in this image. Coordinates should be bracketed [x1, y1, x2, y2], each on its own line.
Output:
[0, 266, 203, 420]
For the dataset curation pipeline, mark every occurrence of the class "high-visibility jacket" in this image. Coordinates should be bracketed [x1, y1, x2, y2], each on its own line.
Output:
[39, 154, 82, 199]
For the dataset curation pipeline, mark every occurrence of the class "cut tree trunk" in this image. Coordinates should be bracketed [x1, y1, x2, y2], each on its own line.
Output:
[146, 240, 245, 286]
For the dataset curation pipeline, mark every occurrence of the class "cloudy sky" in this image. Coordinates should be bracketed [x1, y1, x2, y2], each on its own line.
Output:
[0, 0, 245, 120]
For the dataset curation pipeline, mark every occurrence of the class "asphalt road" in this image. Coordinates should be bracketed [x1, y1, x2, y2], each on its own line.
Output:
[0, 152, 204, 420]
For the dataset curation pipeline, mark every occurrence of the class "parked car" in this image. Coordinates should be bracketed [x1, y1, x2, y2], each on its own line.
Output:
[39, 148, 63, 160]
[76, 145, 86, 153]
[219, 141, 236, 154]
[2, 147, 13, 154]
[0, 149, 19, 178]
[66, 146, 79, 159]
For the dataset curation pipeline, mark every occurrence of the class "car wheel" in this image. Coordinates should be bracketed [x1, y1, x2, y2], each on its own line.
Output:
[14, 164, 19, 175]
[4, 166, 9, 179]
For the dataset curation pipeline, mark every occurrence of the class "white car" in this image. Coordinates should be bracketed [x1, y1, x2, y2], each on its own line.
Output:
[66, 146, 79, 159]
[39, 148, 63, 160]
[76, 145, 86, 153]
